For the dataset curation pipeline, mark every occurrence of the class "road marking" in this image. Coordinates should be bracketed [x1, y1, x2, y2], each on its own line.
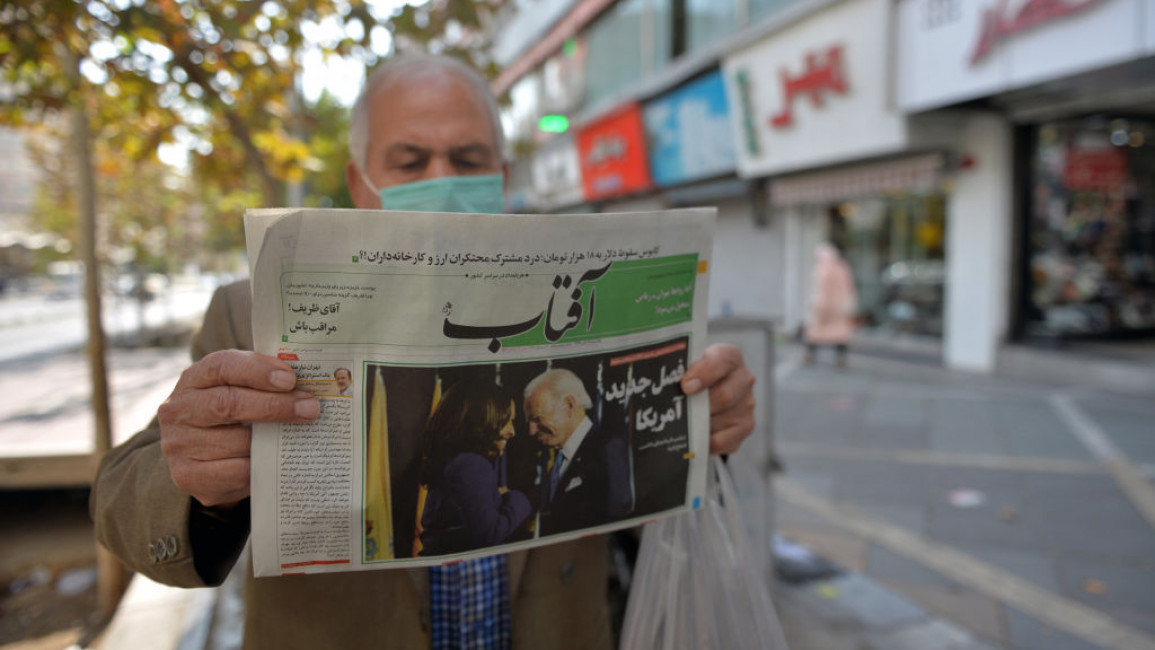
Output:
[778, 442, 1103, 475]
[777, 478, 1155, 650]
[1050, 394, 1155, 532]
[775, 350, 803, 383]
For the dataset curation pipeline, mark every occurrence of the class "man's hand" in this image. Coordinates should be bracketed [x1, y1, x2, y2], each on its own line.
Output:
[681, 343, 756, 455]
[158, 350, 321, 508]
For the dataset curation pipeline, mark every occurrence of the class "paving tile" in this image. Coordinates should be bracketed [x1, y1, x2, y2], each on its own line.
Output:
[928, 508, 1040, 548]
[1034, 516, 1155, 557]
[950, 541, 1062, 593]
[1078, 403, 1155, 462]
[884, 581, 1006, 646]
[925, 467, 1023, 494]
[1003, 606, 1104, 650]
[866, 545, 957, 588]
[1101, 606, 1155, 637]
[783, 471, 836, 498]
[776, 499, 839, 531]
[832, 462, 933, 506]
[1029, 492, 1145, 525]
[1057, 555, 1155, 610]
[866, 619, 973, 650]
[855, 502, 927, 535]
[929, 398, 1003, 456]
[992, 401, 1093, 461]
[772, 582, 870, 650]
[777, 454, 853, 475]
[802, 573, 927, 628]
[853, 424, 930, 451]
[863, 394, 926, 428]
[1021, 473, 1127, 501]
[1003, 430, 1093, 461]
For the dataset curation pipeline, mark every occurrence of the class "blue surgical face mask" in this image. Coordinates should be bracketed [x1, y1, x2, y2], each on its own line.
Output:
[361, 172, 505, 215]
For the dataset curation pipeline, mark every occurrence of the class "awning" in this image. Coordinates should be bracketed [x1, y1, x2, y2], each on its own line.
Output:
[768, 153, 945, 208]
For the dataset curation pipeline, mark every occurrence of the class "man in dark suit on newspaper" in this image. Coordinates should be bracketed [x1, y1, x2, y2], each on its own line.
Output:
[524, 368, 632, 536]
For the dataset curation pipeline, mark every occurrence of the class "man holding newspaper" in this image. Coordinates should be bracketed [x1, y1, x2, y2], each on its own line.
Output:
[92, 54, 755, 649]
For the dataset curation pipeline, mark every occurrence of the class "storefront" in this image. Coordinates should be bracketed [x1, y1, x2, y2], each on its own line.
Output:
[722, 0, 949, 339]
[769, 155, 949, 336]
[898, 0, 1155, 356]
[530, 133, 586, 213]
[1022, 116, 1155, 339]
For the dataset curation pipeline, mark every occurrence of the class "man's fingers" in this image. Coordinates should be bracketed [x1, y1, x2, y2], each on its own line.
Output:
[170, 456, 251, 508]
[177, 350, 299, 392]
[682, 343, 750, 397]
[161, 424, 252, 463]
[707, 397, 756, 454]
[709, 423, 749, 455]
[160, 386, 319, 428]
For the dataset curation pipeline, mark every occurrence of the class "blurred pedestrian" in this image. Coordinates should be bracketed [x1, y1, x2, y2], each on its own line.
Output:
[804, 242, 858, 368]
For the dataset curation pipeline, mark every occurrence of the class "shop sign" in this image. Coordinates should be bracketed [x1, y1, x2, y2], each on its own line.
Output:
[1063, 147, 1129, 191]
[722, 0, 906, 178]
[531, 134, 585, 210]
[576, 103, 652, 200]
[971, 0, 1111, 64]
[769, 45, 849, 129]
[642, 71, 736, 187]
[898, 0, 1143, 112]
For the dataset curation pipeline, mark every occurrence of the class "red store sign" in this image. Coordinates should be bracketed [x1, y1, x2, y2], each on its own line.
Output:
[576, 103, 652, 201]
[770, 44, 849, 129]
[971, 0, 1111, 65]
[1064, 147, 1129, 192]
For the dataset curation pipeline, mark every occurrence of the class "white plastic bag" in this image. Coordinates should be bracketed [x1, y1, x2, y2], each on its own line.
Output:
[620, 456, 790, 650]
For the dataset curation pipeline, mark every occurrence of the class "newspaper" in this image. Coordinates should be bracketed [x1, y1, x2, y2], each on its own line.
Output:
[244, 207, 716, 577]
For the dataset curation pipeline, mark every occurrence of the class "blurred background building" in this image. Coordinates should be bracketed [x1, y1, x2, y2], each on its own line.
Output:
[491, 0, 1155, 373]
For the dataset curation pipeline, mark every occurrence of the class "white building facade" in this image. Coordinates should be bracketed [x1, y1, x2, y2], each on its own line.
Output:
[494, 0, 1155, 372]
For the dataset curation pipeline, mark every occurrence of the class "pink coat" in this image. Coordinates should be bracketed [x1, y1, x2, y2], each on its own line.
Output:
[805, 244, 858, 345]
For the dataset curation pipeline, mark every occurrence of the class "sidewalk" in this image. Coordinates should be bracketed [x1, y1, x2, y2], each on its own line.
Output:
[771, 344, 1155, 650]
[70, 335, 1155, 650]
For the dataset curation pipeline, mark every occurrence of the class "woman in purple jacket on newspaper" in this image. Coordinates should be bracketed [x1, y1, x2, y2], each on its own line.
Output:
[417, 382, 531, 556]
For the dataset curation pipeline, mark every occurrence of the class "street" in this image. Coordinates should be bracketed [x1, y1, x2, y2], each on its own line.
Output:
[0, 284, 215, 366]
[0, 285, 214, 458]
[773, 347, 1155, 650]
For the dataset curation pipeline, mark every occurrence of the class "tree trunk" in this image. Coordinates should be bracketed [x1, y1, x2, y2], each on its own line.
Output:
[67, 54, 129, 617]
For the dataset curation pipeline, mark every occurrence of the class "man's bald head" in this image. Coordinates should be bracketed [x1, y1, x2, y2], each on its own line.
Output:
[348, 54, 504, 174]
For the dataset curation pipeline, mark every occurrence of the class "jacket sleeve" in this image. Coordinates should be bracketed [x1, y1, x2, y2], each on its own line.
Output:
[90, 281, 252, 588]
[446, 454, 532, 548]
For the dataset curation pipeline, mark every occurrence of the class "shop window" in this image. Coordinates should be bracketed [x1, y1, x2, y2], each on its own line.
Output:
[1025, 117, 1155, 339]
[748, 0, 808, 23]
[583, 0, 646, 109]
[829, 195, 947, 336]
[686, 0, 737, 54]
[502, 73, 543, 153]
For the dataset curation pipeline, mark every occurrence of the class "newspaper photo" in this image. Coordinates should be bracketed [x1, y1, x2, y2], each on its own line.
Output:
[244, 207, 715, 577]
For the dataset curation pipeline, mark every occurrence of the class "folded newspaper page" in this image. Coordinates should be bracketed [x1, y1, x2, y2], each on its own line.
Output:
[244, 207, 715, 576]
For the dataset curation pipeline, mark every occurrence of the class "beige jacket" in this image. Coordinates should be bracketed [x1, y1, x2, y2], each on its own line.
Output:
[92, 280, 613, 650]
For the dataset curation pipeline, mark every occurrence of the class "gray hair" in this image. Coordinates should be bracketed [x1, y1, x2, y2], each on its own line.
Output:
[524, 368, 593, 410]
[348, 54, 505, 173]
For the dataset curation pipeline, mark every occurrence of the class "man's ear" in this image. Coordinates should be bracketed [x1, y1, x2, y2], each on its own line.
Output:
[347, 160, 378, 209]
